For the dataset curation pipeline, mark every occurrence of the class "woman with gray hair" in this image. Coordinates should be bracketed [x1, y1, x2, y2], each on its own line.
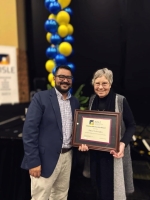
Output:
[79, 68, 135, 200]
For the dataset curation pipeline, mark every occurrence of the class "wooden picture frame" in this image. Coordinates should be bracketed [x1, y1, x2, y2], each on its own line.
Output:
[72, 109, 121, 152]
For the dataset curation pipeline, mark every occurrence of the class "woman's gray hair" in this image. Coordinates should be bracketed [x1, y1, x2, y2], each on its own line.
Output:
[92, 68, 113, 85]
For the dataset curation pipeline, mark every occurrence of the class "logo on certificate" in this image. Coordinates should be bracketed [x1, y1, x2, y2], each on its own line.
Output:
[89, 120, 94, 126]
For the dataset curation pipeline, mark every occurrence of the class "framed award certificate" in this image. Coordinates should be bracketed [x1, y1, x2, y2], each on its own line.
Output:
[72, 109, 121, 152]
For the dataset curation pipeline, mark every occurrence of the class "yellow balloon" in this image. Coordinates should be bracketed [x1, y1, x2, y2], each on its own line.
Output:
[51, 80, 55, 87]
[48, 73, 54, 83]
[48, 14, 56, 20]
[58, 25, 68, 38]
[46, 32, 52, 43]
[58, 42, 72, 56]
[67, 24, 74, 35]
[56, 11, 70, 25]
[58, 0, 71, 9]
[45, 60, 55, 73]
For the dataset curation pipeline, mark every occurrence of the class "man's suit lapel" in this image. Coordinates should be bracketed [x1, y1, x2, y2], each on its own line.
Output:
[49, 88, 62, 134]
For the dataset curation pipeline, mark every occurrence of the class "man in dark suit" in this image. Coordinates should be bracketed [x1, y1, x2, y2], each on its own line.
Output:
[21, 65, 80, 200]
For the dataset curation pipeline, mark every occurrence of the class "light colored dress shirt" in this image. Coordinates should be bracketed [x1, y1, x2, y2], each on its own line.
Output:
[55, 88, 72, 148]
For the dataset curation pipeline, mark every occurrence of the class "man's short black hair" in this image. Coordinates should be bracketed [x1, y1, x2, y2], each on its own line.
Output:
[55, 65, 73, 75]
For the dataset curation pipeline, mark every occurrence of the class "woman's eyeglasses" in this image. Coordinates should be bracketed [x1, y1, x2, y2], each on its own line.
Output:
[95, 82, 109, 87]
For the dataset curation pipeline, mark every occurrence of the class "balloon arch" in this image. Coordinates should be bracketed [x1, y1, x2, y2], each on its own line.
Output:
[44, 0, 75, 88]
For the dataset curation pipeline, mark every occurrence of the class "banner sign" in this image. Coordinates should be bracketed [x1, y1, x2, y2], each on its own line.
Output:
[0, 46, 19, 104]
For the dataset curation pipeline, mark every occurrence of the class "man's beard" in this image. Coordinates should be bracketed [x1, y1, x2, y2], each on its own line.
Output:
[55, 83, 71, 94]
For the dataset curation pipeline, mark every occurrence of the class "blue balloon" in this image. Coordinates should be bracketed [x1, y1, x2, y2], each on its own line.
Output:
[45, 0, 56, 10]
[44, 19, 58, 34]
[49, 2, 61, 15]
[63, 35, 74, 43]
[64, 7, 73, 15]
[46, 47, 57, 58]
[51, 34, 61, 45]
[69, 88, 73, 94]
[67, 63, 75, 72]
[55, 54, 67, 65]
[52, 66, 57, 75]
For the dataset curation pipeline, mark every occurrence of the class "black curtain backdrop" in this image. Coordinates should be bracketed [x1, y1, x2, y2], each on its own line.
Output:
[24, 0, 150, 123]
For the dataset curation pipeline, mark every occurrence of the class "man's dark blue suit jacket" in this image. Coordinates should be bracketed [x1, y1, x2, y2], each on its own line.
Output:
[21, 88, 80, 178]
